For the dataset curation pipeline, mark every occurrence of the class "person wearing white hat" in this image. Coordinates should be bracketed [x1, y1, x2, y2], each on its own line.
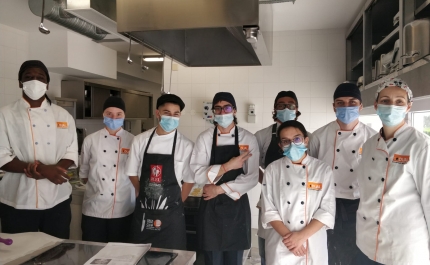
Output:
[353, 78, 430, 265]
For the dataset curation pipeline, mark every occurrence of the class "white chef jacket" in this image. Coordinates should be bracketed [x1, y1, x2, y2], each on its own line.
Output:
[356, 124, 430, 265]
[191, 126, 259, 201]
[308, 121, 376, 199]
[125, 127, 194, 185]
[0, 98, 78, 209]
[261, 155, 335, 265]
[79, 128, 135, 218]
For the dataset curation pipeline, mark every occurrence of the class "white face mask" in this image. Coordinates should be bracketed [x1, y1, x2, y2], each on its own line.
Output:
[22, 80, 47, 100]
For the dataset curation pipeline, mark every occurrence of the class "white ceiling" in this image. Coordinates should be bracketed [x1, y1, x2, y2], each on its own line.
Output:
[272, 0, 367, 31]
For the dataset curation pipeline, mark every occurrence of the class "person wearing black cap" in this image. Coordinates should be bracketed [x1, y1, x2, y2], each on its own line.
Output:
[308, 83, 377, 265]
[254, 90, 307, 265]
[125, 93, 194, 249]
[79, 97, 135, 243]
[190, 92, 259, 265]
[0, 60, 78, 238]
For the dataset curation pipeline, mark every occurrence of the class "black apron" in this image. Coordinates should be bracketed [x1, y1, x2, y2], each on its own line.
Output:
[197, 126, 251, 251]
[264, 123, 284, 168]
[130, 129, 186, 250]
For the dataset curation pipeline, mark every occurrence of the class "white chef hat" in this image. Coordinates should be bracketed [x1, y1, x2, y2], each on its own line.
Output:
[375, 77, 413, 102]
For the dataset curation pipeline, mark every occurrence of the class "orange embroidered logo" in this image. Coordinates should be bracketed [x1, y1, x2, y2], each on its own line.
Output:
[359, 147, 363, 155]
[393, 154, 410, 164]
[308, 182, 322, 191]
[56, 122, 68, 129]
[239, 145, 249, 151]
[121, 148, 130, 154]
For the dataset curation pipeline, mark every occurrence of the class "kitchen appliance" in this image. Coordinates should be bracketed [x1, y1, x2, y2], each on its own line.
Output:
[55, 97, 77, 120]
[357, 76, 364, 91]
[403, 18, 430, 65]
[380, 51, 394, 77]
[116, 0, 273, 67]
[372, 67, 376, 81]
[390, 39, 401, 73]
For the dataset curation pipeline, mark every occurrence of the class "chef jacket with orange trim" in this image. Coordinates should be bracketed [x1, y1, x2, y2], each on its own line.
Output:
[261, 155, 335, 265]
[79, 128, 135, 219]
[190, 126, 259, 201]
[308, 121, 376, 199]
[356, 123, 430, 265]
[0, 98, 78, 209]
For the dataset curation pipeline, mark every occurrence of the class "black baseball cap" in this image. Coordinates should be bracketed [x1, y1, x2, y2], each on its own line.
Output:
[157, 94, 185, 111]
[212, 92, 236, 109]
[18, 60, 50, 83]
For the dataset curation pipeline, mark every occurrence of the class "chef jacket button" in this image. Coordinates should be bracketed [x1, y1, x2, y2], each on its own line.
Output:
[286, 165, 290, 168]
[44, 109, 47, 112]
[287, 182, 290, 185]
[368, 176, 371, 180]
[372, 157, 375, 161]
[336, 149, 340, 152]
[104, 150, 106, 152]
[301, 201, 304, 205]
[287, 201, 290, 204]
[393, 138, 397, 141]
[302, 182, 305, 186]
[287, 221, 290, 224]
[117, 137, 120, 140]
[33, 124, 36, 127]
[231, 134, 235, 137]
[102, 178, 105, 181]
[363, 216, 366, 220]
[335, 166, 338, 169]
[338, 132, 341, 135]
[350, 169, 353, 172]
[302, 165, 305, 169]
[114, 165, 116, 167]
[377, 221, 380, 225]
[386, 157, 388, 161]
[29, 109, 31, 111]
[47, 142, 50, 145]
[47, 125, 50, 127]
[378, 198, 381, 203]
[35, 142, 38, 145]
[334, 183, 337, 186]
[381, 178, 385, 182]
[111, 193, 114, 196]
[218, 134, 220, 136]
[112, 179, 115, 181]
[353, 133, 357, 136]
[352, 150, 356, 153]
[300, 221, 304, 224]
[115, 150, 118, 153]
[105, 136, 107, 138]
[100, 194, 103, 195]
[103, 165, 106, 167]
[349, 186, 353, 189]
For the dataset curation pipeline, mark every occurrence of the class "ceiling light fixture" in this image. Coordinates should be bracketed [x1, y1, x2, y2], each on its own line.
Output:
[143, 57, 164, 62]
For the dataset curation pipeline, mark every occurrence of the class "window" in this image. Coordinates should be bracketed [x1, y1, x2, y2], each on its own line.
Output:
[359, 115, 382, 132]
[411, 111, 430, 137]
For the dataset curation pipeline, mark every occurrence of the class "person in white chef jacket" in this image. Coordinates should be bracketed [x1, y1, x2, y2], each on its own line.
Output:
[126, 94, 194, 250]
[79, 97, 135, 243]
[353, 78, 430, 265]
[191, 92, 259, 265]
[0, 60, 78, 239]
[308, 83, 377, 265]
[261, 120, 335, 265]
[254, 90, 308, 265]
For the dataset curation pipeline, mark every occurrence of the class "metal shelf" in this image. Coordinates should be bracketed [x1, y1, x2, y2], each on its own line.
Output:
[352, 58, 364, 71]
[372, 26, 399, 62]
[415, 0, 430, 18]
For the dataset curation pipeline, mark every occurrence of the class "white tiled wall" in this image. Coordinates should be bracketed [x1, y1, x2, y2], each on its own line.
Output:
[164, 28, 346, 228]
[0, 23, 62, 109]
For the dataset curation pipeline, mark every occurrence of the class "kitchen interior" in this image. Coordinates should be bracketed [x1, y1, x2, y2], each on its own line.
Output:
[2, 0, 430, 264]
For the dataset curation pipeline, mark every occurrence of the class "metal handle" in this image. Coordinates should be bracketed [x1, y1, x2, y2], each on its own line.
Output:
[127, 35, 133, 64]
[39, 0, 50, 34]
[401, 51, 420, 59]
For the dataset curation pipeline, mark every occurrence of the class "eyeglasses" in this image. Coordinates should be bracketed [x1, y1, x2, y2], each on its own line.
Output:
[279, 136, 304, 147]
[212, 105, 234, 114]
[275, 103, 296, 110]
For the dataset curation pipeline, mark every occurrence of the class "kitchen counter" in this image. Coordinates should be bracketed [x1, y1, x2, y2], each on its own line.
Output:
[4, 239, 196, 265]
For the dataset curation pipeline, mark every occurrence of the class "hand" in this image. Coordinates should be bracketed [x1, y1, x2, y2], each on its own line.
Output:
[225, 151, 252, 171]
[37, 164, 70, 185]
[291, 244, 307, 257]
[24, 161, 43, 179]
[283, 231, 307, 253]
[135, 188, 139, 198]
[202, 184, 222, 200]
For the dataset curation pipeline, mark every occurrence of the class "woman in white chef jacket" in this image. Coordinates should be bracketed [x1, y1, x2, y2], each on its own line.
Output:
[261, 120, 335, 265]
[353, 78, 430, 265]
[79, 97, 135, 243]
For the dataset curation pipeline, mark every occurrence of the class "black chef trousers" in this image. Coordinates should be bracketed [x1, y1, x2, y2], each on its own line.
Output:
[352, 249, 384, 265]
[0, 196, 72, 239]
[81, 213, 133, 243]
[204, 250, 244, 265]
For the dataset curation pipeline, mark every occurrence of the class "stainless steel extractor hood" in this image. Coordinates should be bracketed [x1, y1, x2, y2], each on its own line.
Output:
[116, 0, 273, 67]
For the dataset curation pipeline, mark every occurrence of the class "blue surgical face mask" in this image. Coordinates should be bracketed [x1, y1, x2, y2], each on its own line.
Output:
[159, 115, 180, 132]
[336, 106, 360, 124]
[104, 117, 124, 131]
[214, 113, 234, 128]
[376, 104, 407, 127]
[276, 109, 296, 123]
[283, 143, 308, 162]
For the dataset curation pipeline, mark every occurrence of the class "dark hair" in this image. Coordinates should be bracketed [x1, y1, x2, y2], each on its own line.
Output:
[276, 120, 308, 140]
[272, 97, 301, 121]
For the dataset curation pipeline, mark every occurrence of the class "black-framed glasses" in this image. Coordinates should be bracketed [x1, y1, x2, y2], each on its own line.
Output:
[212, 105, 234, 114]
[279, 136, 304, 147]
[275, 103, 296, 110]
